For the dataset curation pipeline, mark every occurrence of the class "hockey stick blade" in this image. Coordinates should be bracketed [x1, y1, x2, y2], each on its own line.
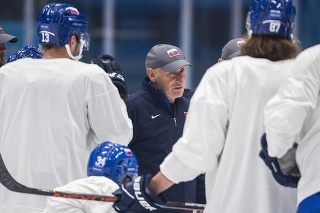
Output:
[0, 154, 205, 211]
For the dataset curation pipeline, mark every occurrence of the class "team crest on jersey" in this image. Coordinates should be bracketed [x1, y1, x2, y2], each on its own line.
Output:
[167, 49, 180, 57]
[95, 156, 106, 167]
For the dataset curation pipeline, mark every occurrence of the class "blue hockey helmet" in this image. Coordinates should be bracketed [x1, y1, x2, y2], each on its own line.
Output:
[36, 3, 90, 60]
[246, 0, 296, 38]
[87, 142, 138, 185]
[7, 45, 43, 63]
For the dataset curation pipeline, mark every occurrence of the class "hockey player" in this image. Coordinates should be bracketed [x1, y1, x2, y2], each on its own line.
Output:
[0, 3, 132, 213]
[43, 141, 138, 213]
[7, 45, 43, 63]
[91, 55, 128, 101]
[111, 0, 300, 213]
[262, 37, 320, 213]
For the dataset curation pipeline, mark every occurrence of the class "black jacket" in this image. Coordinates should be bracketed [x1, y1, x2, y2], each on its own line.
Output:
[126, 77, 196, 213]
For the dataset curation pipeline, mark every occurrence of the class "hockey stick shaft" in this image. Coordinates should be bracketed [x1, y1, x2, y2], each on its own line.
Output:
[0, 154, 204, 211]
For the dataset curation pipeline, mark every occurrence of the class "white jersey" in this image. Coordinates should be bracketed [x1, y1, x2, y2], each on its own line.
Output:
[160, 56, 297, 213]
[0, 58, 132, 213]
[265, 44, 320, 204]
[43, 176, 118, 213]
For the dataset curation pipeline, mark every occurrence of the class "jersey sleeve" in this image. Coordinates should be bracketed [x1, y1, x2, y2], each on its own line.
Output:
[160, 62, 230, 183]
[265, 45, 320, 157]
[86, 66, 133, 146]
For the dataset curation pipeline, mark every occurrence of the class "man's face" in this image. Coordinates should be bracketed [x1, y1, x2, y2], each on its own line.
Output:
[0, 43, 6, 67]
[151, 66, 187, 103]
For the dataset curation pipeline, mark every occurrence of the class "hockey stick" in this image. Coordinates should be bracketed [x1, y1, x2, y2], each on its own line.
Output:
[0, 154, 205, 211]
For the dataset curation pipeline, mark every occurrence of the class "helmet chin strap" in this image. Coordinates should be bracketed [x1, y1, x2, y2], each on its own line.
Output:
[65, 43, 83, 61]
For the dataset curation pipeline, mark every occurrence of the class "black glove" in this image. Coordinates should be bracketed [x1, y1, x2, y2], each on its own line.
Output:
[112, 174, 166, 212]
[259, 133, 300, 188]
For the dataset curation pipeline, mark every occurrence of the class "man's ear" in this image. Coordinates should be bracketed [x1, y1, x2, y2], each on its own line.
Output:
[146, 68, 156, 82]
[69, 35, 77, 47]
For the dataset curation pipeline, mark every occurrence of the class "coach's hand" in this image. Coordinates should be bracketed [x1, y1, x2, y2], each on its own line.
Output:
[259, 133, 300, 188]
[112, 174, 166, 212]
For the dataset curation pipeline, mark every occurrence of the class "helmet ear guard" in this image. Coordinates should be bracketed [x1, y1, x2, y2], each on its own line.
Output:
[87, 142, 138, 185]
[246, 0, 296, 39]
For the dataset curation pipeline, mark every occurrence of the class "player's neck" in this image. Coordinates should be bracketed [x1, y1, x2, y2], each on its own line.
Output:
[42, 48, 70, 59]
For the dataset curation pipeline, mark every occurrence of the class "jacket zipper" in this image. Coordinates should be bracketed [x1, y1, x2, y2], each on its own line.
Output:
[173, 117, 177, 126]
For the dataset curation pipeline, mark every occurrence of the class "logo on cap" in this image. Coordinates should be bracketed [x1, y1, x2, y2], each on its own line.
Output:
[167, 49, 180, 57]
